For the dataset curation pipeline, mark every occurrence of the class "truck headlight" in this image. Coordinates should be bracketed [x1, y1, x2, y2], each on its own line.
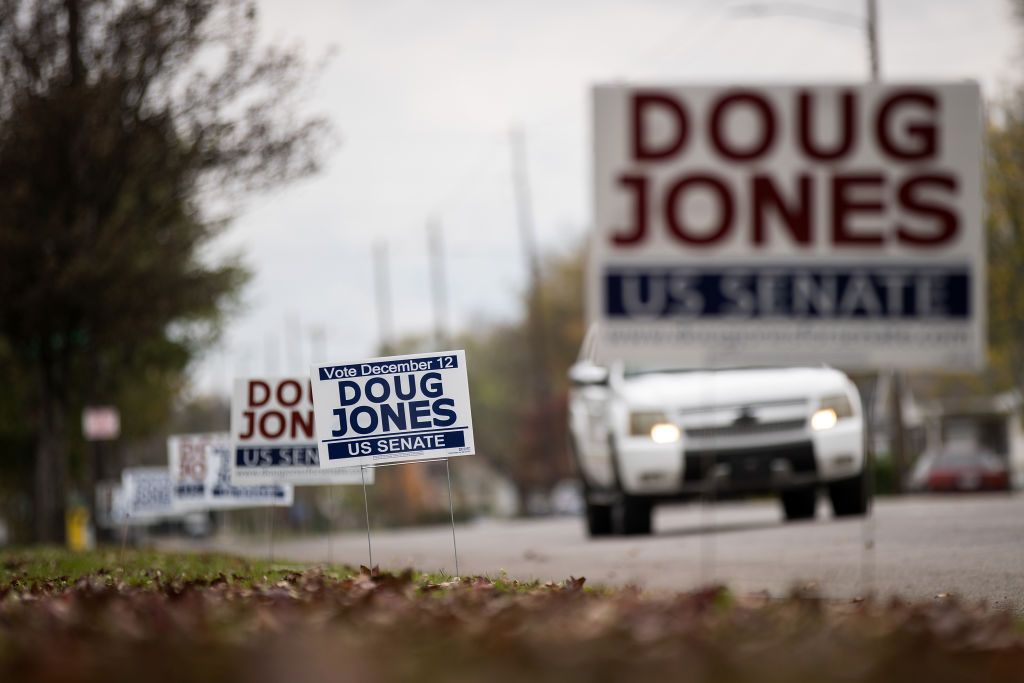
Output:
[650, 423, 681, 444]
[630, 411, 681, 443]
[811, 395, 853, 431]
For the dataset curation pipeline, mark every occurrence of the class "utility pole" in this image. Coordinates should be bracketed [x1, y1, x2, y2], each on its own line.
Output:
[427, 219, 450, 348]
[865, 0, 907, 492]
[284, 313, 303, 375]
[373, 241, 395, 353]
[510, 127, 554, 492]
[866, 0, 880, 82]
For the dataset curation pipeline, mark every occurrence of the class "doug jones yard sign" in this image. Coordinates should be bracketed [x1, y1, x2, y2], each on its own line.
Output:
[590, 83, 985, 369]
[310, 350, 475, 469]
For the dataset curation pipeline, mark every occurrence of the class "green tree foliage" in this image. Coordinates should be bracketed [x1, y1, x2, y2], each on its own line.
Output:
[0, 0, 328, 541]
[986, 90, 1024, 395]
[388, 243, 586, 510]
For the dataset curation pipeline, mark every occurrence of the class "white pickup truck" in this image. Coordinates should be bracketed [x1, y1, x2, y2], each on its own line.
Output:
[568, 354, 868, 536]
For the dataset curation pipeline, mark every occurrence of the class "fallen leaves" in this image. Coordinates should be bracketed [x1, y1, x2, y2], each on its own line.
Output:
[0, 551, 1021, 683]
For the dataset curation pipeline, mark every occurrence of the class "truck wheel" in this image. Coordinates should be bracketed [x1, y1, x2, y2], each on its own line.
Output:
[620, 497, 652, 535]
[585, 501, 614, 537]
[829, 470, 869, 517]
[780, 487, 817, 521]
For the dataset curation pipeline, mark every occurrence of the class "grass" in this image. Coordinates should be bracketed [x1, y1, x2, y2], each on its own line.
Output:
[0, 546, 545, 593]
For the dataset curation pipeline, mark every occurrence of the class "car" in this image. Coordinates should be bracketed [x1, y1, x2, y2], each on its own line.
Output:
[568, 346, 868, 536]
[909, 448, 1010, 493]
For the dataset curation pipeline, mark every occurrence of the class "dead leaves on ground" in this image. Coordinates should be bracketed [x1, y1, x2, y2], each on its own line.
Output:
[0, 563, 1022, 683]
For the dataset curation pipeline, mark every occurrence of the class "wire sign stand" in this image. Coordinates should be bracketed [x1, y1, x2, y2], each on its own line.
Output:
[309, 350, 476, 581]
[358, 457, 461, 578]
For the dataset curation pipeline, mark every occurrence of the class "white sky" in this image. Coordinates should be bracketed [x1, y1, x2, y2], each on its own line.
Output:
[193, 0, 1021, 396]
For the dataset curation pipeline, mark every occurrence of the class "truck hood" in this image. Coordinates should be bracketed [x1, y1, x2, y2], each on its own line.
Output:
[615, 367, 850, 410]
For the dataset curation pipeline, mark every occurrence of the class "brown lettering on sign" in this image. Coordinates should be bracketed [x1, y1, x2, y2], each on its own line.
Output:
[897, 174, 959, 246]
[665, 174, 733, 245]
[876, 90, 938, 161]
[752, 174, 813, 246]
[798, 90, 856, 161]
[291, 410, 314, 439]
[276, 379, 303, 407]
[612, 175, 648, 245]
[632, 92, 689, 161]
[248, 380, 271, 408]
[259, 411, 286, 439]
[710, 91, 776, 161]
[831, 174, 885, 245]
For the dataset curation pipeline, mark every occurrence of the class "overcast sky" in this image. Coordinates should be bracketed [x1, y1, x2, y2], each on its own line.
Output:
[193, 0, 1020, 396]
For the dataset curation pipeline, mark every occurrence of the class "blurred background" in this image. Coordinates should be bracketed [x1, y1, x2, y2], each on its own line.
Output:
[1, 0, 1023, 545]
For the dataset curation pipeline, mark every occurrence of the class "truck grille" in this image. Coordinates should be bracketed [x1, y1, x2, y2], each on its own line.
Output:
[684, 441, 817, 485]
[686, 418, 807, 440]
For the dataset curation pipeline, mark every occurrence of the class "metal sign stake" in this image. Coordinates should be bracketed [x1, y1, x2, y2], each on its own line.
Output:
[361, 465, 373, 568]
[445, 458, 460, 578]
[118, 516, 130, 571]
[326, 485, 334, 566]
[268, 506, 276, 563]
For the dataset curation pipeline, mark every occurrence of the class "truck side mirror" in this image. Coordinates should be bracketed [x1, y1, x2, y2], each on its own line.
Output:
[569, 363, 609, 387]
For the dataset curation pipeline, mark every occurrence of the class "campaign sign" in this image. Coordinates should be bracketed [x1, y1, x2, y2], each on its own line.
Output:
[230, 377, 368, 485]
[207, 442, 294, 508]
[310, 350, 475, 468]
[121, 467, 175, 521]
[168, 433, 224, 511]
[591, 83, 984, 369]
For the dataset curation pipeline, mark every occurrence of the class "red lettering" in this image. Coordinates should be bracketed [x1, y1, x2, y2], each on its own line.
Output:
[798, 90, 856, 161]
[752, 174, 812, 246]
[291, 410, 314, 439]
[897, 174, 959, 246]
[239, 411, 256, 440]
[831, 174, 885, 245]
[632, 93, 689, 161]
[710, 91, 776, 161]
[259, 411, 286, 439]
[276, 379, 303, 407]
[248, 380, 271, 408]
[665, 174, 734, 245]
[612, 175, 648, 245]
[876, 90, 938, 160]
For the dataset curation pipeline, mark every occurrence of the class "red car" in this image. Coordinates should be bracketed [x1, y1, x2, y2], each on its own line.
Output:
[914, 450, 1011, 492]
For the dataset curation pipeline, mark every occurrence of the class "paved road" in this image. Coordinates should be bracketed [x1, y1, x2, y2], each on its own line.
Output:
[181, 494, 1024, 609]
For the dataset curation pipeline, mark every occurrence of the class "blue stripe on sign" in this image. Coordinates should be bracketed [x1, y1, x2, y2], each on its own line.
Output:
[327, 428, 466, 460]
[604, 265, 971, 320]
[317, 354, 458, 381]
[235, 447, 319, 468]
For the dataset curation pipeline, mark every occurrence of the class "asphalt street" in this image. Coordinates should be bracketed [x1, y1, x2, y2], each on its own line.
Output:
[181, 494, 1024, 609]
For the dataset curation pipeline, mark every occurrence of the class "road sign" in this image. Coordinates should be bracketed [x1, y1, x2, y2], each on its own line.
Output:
[82, 406, 120, 441]
[230, 377, 368, 485]
[207, 442, 294, 509]
[167, 433, 222, 511]
[121, 467, 175, 521]
[310, 350, 475, 469]
[167, 433, 293, 510]
[590, 83, 985, 369]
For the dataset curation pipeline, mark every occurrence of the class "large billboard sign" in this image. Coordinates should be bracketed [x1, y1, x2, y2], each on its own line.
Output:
[310, 350, 475, 469]
[590, 83, 985, 369]
[230, 377, 367, 485]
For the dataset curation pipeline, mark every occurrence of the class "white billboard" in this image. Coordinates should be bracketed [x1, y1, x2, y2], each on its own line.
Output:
[310, 350, 475, 469]
[230, 378, 367, 485]
[590, 83, 985, 369]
